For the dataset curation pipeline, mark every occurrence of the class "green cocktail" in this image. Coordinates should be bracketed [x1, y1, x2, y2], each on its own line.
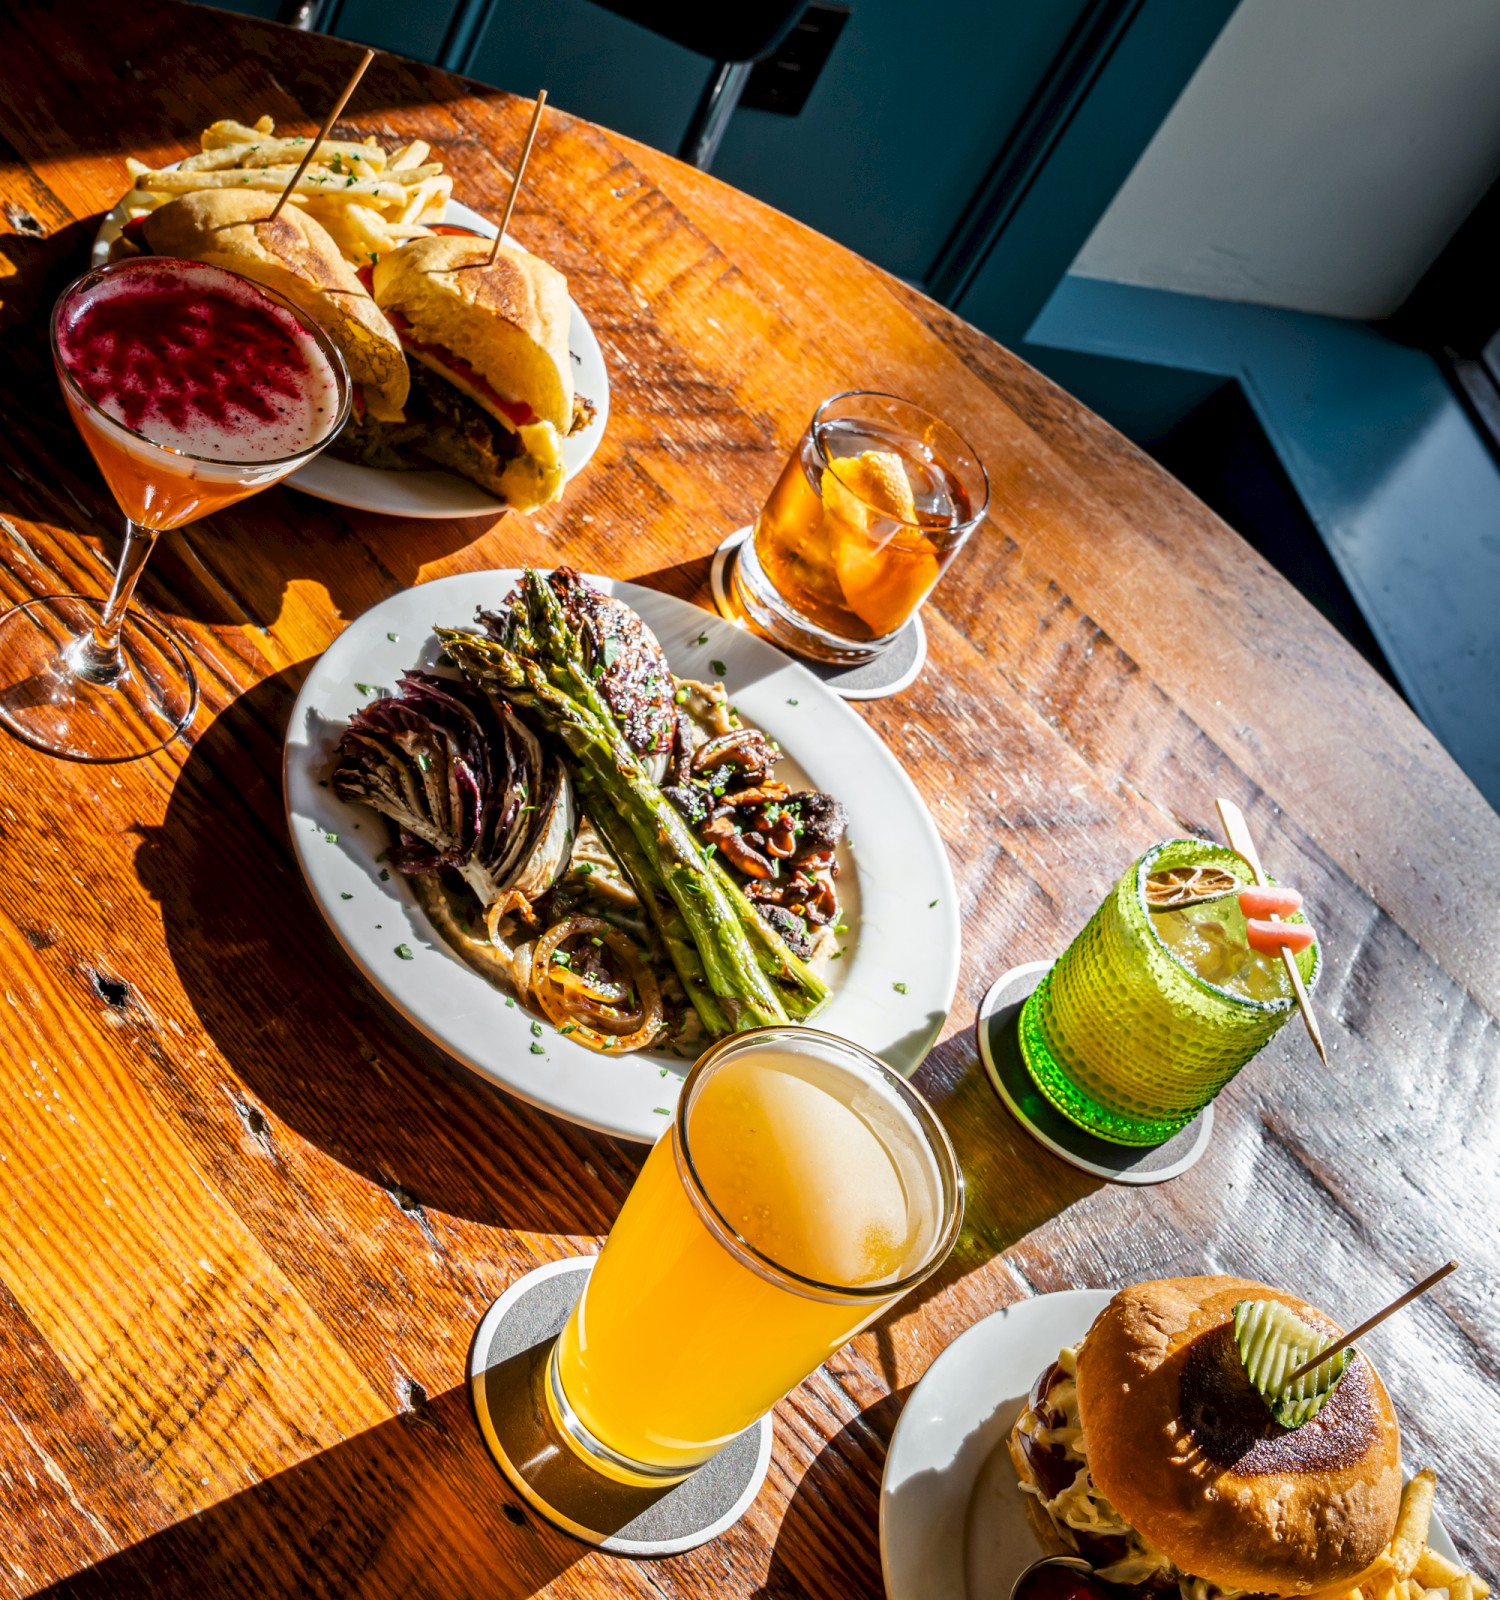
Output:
[1018, 838, 1319, 1146]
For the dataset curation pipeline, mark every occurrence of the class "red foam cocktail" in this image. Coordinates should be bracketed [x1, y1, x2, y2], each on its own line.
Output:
[0, 257, 349, 763]
[53, 257, 344, 528]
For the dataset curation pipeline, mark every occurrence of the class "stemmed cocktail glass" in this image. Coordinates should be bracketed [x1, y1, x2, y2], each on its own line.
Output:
[0, 256, 350, 762]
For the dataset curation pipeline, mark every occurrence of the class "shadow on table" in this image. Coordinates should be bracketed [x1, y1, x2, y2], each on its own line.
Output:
[823, 1030, 1104, 1395]
[133, 667, 639, 1237]
[29, 1382, 588, 1600]
[753, 1387, 911, 1600]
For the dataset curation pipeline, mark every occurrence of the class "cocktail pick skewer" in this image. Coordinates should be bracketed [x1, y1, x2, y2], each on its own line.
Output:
[267, 47, 376, 223]
[1214, 796, 1328, 1065]
[488, 89, 547, 265]
[1284, 1260, 1459, 1385]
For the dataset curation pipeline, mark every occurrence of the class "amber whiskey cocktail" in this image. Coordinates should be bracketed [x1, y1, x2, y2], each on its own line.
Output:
[548, 1027, 963, 1484]
[731, 391, 988, 664]
[1019, 838, 1321, 1146]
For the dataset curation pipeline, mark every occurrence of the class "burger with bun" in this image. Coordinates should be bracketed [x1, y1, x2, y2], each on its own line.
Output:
[1010, 1276, 1404, 1598]
[344, 232, 589, 512]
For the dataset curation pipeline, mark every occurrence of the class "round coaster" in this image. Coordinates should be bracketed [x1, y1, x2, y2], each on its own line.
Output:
[975, 962, 1213, 1185]
[709, 527, 926, 700]
[469, 1257, 773, 1555]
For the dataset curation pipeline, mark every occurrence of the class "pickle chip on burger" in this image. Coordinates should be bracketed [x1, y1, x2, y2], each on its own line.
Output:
[1009, 1276, 1403, 1597]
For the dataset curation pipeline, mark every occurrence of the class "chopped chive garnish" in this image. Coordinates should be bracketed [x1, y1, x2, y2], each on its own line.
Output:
[929, 898, 938, 908]
[694, 631, 708, 645]
[340, 892, 353, 900]
[395, 944, 413, 960]
[386, 631, 399, 642]
[379, 869, 390, 882]
[530, 1021, 543, 1037]
[324, 832, 338, 843]
[893, 981, 908, 994]
[530, 1042, 546, 1055]
[786, 697, 798, 706]
[710, 659, 726, 677]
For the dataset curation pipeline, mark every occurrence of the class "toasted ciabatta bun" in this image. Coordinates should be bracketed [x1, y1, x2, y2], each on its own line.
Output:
[1077, 1276, 1402, 1596]
[139, 190, 408, 420]
[370, 234, 572, 433]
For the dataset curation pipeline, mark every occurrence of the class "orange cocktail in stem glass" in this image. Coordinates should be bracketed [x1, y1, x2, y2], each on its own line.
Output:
[0, 257, 349, 762]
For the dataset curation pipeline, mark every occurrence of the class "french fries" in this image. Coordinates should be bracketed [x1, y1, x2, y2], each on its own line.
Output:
[1295, 1470, 1487, 1600]
[123, 115, 455, 265]
[1389, 1471, 1438, 1580]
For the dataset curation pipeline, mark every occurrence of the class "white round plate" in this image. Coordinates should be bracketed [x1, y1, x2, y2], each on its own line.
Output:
[284, 571, 959, 1142]
[879, 1290, 1463, 1600]
[93, 192, 608, 519]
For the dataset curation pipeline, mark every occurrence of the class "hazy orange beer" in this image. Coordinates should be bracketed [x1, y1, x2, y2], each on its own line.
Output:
[549, 1028, 963, 1484]
[731, 391, 988, 664]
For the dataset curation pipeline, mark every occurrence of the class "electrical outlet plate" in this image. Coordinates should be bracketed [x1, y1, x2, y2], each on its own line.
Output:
[739, 3, 850, 117]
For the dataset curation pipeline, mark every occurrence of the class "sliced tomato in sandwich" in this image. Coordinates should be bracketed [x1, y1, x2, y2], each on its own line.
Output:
[384, 308, 537, 429]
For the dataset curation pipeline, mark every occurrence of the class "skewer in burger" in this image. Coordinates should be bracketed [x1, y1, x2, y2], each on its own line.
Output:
[110, 189, 409, 424]
[1010, 1277, 1405, 1598]
[346, 233, 591, 513]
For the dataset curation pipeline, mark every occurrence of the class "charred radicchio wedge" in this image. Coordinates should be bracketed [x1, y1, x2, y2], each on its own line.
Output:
[332, 670, 576, 912]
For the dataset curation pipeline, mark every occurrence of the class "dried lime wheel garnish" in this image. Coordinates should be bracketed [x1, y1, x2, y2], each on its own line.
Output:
[1144, 864, 1240, 909]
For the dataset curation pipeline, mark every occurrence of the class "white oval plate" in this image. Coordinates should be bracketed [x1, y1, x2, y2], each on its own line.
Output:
[93, 193, 608, 519]
[284, 571, 959, 1142]
[880, 1290, 1462, 1600]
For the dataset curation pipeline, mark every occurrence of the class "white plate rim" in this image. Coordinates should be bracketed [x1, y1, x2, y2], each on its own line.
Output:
[283, 570, 960, 1142]
[879, 1288, 1462, 1600]
[92, 187, 609, 519]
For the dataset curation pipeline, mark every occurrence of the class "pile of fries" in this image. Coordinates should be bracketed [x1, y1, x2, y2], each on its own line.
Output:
[123, 115, 453, 266]
[1310, 1472, 1488, 1600]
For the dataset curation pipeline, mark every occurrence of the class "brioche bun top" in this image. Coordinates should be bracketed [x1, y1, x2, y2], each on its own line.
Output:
[141, 189, 407, 419]
[371, 234, 571, 432]
[1076, 1276, 1402, 1595]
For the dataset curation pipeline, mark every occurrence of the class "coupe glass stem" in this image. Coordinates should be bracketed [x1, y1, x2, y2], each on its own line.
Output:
[71, 519, 157, 686]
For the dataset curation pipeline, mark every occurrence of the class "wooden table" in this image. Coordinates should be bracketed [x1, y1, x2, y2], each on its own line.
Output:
[0, 6, 1496, 1595]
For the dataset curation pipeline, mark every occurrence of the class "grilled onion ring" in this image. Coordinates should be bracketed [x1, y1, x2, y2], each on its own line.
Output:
[530, 916, 663, 1053]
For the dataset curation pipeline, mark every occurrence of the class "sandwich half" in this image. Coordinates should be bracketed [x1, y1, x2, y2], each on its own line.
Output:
[361, 233, 581, 511]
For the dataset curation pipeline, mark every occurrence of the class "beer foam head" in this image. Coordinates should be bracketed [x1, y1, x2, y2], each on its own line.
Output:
[688, 1046, 941, 1289]
[56, 258, 342, 463]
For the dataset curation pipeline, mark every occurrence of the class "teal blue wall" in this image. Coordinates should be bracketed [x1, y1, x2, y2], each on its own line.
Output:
[710, 0, 1091, 286]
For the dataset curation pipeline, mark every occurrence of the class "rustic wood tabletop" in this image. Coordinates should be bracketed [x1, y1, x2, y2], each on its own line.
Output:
[0, 3, 1496, 1595]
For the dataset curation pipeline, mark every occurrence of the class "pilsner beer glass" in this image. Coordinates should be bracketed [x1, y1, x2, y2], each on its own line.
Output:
[548, 1026, 964, 1484]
